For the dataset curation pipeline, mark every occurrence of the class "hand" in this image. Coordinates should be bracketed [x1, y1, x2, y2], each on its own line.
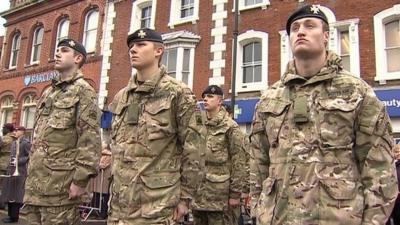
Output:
[228, 198, 240, 208]
[173, 201, 189, 222]
[10, 157, 16, 166]
[68, 182, 86, 199]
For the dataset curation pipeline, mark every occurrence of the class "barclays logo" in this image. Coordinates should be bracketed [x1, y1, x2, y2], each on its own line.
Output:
[24, 71, 59, 86]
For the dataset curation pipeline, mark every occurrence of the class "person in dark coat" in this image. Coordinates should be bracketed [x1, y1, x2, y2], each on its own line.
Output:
[1, 126, 31, 223]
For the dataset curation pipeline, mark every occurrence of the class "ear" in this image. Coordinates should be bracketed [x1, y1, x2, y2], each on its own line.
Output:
[74, 54, 83, 66]
[323, 31, 329, 46]
[154, 44, 164, 58]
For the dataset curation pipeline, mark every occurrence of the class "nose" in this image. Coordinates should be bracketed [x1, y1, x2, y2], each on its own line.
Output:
[129, 45, 137, 55]
[297, 25, 306, 36]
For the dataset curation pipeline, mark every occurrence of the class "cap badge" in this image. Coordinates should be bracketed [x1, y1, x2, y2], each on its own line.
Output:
[310, 5, 320, 14]
[211, 87, 216, 93]
[138, 30, 147, 39]
[69, 40, 76, 47]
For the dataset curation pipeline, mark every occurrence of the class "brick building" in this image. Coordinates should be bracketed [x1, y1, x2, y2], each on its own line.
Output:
[0, 0, 399, 141]
[100, 0, 400, 138]
[0, 0, 106, 135]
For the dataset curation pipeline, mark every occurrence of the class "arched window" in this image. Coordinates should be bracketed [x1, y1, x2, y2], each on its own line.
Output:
[0, 96, 14, 131]
[55, 19, 70, 51]
[21, 95, 36, 129]
[9, 33, 21, 68]
[31, 27, 44, 63]
[83, 9, 99, 53]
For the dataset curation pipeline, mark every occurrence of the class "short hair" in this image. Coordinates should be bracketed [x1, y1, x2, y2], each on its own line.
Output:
[322, 21, 329, 32]
[153, 42, 165, 66]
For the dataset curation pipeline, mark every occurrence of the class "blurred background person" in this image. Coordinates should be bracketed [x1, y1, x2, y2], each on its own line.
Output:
[387, 144, 400, 225]
[1, 126, 31, 223]
[0, 123, 15, 209]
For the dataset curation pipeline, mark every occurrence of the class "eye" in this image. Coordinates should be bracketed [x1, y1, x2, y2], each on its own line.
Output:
[291, 24, 300, 32]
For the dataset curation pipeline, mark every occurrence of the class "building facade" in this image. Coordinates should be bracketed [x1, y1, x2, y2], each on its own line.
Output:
[100, 0, 400, 139]
[0, 0, 106, 136]
[1, 0, 399, 142]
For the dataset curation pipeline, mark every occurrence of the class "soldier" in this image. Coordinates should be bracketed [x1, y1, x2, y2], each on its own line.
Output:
[0, 123, 15, 208]
[1, 126, 31, 223]
[108, 28, 202, 225]
[250, 4, 398, 225]
[24, 38, 101, 225]
[192, 85, 248, 225]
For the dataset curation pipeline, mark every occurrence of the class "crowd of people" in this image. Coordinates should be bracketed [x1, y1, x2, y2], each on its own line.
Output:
[0, 4, 399, 225]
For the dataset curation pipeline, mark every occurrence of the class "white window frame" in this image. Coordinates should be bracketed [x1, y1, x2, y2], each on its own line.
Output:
[168, 0, 199, 28]
[9, 33, 21, 69]
[30, 27, 44, 64]
[130, 0, 157, 33]
[233, 0, 270, 12]
[279, 30, 293, 76]
[374, 4, 400, 82]
[83, 9, 99, 53]
[329, 19, 360, 77]
[162, 45, 195, 89]
[0, 97, 14, 133]
[235, 30, 268, 93]
[21, 95, 36, 129]
[55, 19, 70, 54]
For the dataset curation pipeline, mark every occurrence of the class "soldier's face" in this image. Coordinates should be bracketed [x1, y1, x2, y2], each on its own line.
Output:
[128, 41, 164, 69]
[54, 46, 83, 71]
[289, 18, 329, 59]
[203, 94, 222, 112]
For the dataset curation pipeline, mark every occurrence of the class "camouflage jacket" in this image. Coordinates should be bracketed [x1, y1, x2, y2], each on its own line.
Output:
[24, 70, 101, 206]
[108, 66, 202, 221]
[250, 51, 398, 225]
[193, 108, 247, 211]
[0, 133, 15, 171]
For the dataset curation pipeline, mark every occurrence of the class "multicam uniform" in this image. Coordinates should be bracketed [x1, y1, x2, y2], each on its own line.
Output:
[24, 70, 101, 225]
[250, 51, 398, 225]
[193, 107, 248, 225]
[0, 133, 15, 202]
[108, 66, 202, 224]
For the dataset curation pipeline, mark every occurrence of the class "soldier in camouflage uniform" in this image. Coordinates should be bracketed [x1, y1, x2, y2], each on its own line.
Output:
[0, 123, 15, 208]
[24, 39, 101, 225]
[250, 4, 398, 225]
[108, 28, 202, 225]
[192, 85, 248, 225]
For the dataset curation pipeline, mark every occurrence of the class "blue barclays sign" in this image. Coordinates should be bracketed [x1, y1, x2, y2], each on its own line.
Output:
[223, 98, 259, 124]
[375, 89, 400, 117]
[24, 71, 59, 86]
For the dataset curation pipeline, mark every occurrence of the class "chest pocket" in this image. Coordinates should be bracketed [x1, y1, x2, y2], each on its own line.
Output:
[111, 102, 129, 142]
[206, 127, 229, 164]
[48, 97, 79, 129]
[145, 97, 176, 141]
[261, 99, 290, 146]
[317, 96, 362, 148]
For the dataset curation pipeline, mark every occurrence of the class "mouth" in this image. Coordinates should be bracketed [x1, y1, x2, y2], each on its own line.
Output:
[295, 39, 307, 44]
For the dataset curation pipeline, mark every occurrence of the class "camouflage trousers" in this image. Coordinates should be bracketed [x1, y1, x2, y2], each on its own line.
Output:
[193, 208, 240, 225]
[25, 204, 81, 225]
[108, 216, 176, 225]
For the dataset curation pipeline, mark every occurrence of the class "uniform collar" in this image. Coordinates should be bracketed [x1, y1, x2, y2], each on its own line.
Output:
[52, 70, 83, 87]
[206, 107, 227, 126]
[281, 51, 343, 87]
[126, 65, 166, 93]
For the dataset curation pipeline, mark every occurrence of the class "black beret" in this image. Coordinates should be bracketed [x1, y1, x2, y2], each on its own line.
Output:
[202, 85, 223, 98]
[57, 38, 87, 57]
[2, 123, 14, 132]
[127, 28, 163, 48]
[286, 4, 329, 35]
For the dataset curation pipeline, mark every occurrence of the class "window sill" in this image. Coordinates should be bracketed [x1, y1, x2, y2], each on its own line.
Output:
[3, 67, 16, 72]
[375, 73, 400, 83]
[24, 62, 40, 68]
[168, 16, 199, 29]
[232, 1, 270, 13]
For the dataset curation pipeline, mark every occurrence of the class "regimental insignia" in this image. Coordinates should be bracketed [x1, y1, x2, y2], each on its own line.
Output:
[310, 5, 320, 14]
[138, 30, 147, 38]
[69, 40, 76, 47]
[211, 87, 216, 93]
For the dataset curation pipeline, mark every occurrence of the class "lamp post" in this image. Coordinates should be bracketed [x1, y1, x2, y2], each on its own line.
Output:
[231, 0, 239, 118]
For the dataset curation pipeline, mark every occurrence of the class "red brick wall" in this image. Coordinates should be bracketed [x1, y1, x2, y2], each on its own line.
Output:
[0, 0, 105, 125]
